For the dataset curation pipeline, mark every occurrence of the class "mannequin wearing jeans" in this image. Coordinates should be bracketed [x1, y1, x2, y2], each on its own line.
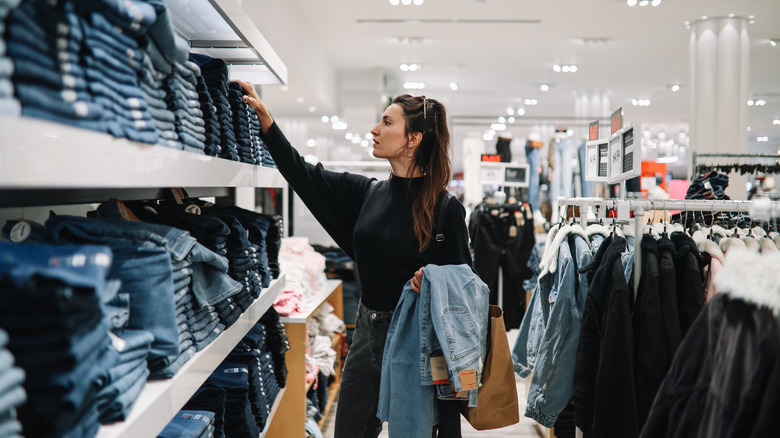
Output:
[548, 131, 574, 218]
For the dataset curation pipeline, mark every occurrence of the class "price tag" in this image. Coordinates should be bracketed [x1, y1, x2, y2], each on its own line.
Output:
[480, 154, 501, 162]
[611, 107, 623, 134]
[609, 135, 623, 182]
[430, 354, 450, 385]
[589, 120, 599, 141]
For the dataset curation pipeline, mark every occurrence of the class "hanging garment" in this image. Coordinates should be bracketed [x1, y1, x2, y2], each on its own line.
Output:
[640, 250, 780, 438]
[469, 204, 535, 329]
[512, 225, 591, 427]
[573, 235, 639, 438]
[670, 232, 706, 335]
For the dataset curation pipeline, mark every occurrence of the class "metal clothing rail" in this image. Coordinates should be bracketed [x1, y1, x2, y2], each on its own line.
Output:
[555, 197, 780, 295]
[691, 152, 780, 176]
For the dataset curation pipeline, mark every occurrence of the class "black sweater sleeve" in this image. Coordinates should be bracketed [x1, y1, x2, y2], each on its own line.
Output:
[260, 121, 373, 259]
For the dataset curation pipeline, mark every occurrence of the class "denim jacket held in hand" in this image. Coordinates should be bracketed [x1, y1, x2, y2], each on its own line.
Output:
[378, 264, 489, 437]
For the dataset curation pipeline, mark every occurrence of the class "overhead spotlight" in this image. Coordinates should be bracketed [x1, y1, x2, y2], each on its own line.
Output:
[756, 99, 767, 106]
[449, 82, 459, 91]
[570, 65, 578, 72]
[345, 133, 353, 140]
[332, 121, 348, 130]
[770, 39, 777, 47]
[330, 115, 339, 123]
[408, 63, 419, 71]
[361, 140, 369, 147]
[508, 117, 516, 123]
[401, 0, 412, 5]
[747, 126, 752, 132]
[562, 65, 571, 72]
[296, 97, 304, 103]
[389, 0, 400, 4]
[773, 119, 780, 125]
[701, 15, 708, 20]
[365, 133, 373, 140]
[554, 64, 577, 73]
[516, 108, 526, 116]
[308, 106, 316, 112]
[507, 107, 514, 116]
[306, 139, 317, 147]
[498, 117, 506, 123]
[627, 0, 637, 6]
[524, 98, 538, 105]
[757, 136, 769, 142]
[671, 84, 680, 92]
[400, 64, 409, 71]
[540, 84, 550, 91]
[491, 123, 507, 131]
[684, 21, 691, 29]
[553, 64, 562, 72]
[651, 0, 661, 6]
[321, 115, 329, 123]
[639, 0, 649, 6]
[747, 100, 755, 106]
[413, 0, 424, 5]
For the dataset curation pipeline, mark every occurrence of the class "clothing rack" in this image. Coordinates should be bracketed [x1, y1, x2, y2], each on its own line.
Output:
[555, 197, 780, 297]
[691, 152, 780, 175]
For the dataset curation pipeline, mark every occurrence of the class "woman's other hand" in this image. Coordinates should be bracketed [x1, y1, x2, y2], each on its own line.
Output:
[410, 267, 424, 294]
[235, 79, 273, 133]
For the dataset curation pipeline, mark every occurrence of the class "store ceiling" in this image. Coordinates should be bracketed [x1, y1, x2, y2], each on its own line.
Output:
[255, 0, 780, 161]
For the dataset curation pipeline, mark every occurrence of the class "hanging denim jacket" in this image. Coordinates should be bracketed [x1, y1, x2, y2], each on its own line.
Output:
[377, 264, 489, 438]
[513, 225, 592, 427]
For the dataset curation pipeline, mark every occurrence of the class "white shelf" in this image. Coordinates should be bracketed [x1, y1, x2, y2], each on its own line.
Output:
[0, 116, 285, 189]
[259, 386, 286, 438]
[97, 274, 286, 438]
[280, 279, 342, 324]
[167, 0, 287, 84]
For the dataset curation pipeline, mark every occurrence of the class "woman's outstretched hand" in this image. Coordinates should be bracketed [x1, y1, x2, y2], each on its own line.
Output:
[234, 79, 274, 134]
[410, 267, 424, 294]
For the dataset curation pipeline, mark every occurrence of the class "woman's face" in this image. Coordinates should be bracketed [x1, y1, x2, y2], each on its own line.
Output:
[370, 104, 411, 160]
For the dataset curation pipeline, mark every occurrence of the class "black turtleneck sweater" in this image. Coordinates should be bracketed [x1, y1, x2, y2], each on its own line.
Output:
[260, 122, 472, 311]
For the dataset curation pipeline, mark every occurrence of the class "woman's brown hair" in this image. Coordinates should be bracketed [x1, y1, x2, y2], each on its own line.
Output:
[391, 94, 451, 252]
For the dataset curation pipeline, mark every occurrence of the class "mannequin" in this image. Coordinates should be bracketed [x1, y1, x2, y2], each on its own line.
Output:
[548, 127, 574, 221]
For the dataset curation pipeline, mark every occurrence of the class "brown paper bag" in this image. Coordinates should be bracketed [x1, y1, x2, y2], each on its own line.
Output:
[462, 305, 520, 430]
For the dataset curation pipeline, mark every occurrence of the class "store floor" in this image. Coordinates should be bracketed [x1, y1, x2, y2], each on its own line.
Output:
[320, 329, 540, 438]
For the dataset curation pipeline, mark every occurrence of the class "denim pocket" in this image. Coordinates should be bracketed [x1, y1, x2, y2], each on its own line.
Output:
[441, 306, 479, 361]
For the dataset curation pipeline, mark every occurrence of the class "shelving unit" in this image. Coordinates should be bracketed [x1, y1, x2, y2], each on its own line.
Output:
[96, 276, 285, 438]
[259, 387, 286, 438]
[266, 279, 344, 438]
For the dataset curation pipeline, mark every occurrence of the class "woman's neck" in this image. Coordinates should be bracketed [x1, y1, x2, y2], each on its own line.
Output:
[388, 158, 423, 178]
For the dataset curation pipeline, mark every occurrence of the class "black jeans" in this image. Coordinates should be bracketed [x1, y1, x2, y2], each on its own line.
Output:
[334, 301, 462, 438]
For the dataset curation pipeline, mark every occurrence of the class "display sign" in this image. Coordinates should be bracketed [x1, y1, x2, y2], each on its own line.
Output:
[611, 107, 623, 134]
[607, 120, 642, 184]
[481, 154, 501, 162]
[585, 140, 609, 182]
[588, 121, 600, 141]
[479, 162, 530, 187]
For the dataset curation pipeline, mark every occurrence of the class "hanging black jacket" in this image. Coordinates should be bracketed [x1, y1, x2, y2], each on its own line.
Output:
[657, 237, 682, 356]
[640, 287, 780, 438]
[670, 232, 706, 335]
[632, 236, 671, 428]
[573, 236, 639, 437]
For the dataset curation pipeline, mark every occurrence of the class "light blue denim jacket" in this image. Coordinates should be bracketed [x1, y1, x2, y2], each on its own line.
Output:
[377, 264, 489, 437]
[512, 225, 592, 427]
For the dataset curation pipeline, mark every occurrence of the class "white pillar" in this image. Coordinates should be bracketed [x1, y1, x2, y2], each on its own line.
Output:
[689, 17, 750, 199]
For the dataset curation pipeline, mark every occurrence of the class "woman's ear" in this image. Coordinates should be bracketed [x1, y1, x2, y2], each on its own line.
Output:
[407, 132, 423, 147]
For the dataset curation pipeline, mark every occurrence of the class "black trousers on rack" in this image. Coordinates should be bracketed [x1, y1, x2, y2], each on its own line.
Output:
[471, 212, 535, 329]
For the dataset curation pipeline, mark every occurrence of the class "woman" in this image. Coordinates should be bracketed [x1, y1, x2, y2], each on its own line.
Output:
[238, 81, 472, 437]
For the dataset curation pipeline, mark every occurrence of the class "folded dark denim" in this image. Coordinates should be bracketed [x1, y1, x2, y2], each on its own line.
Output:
[183, 383, 226, 438]
[158, 410, 214, 438]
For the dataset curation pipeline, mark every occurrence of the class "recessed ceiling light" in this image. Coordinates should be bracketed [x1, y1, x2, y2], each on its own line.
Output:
[627, 0, 637, 6]
[330, 115, 339, 123]
[280, 85, 289, 92]
[540, 84, 550, 92]
[449, 82, 458, 91]
[773, 119, 780, 125]
[389, 0, 400, 4]
[639, 0, 649, 6]
[671, 84, 680, 92]
[508, 117, 515, 123]
[321, 116, 329, 123]
[401, 0, 412, 5]
[516, 108, 526, 116]
[507, 107, 515, 116]
[498, 117, 506, 123]
[296, 97, 304, 103]
[308, 106, 316, 112]
[651, 0, 661, 6]
[757, 136, 769, 142]
[770, 39, 777, 47]
[553, 64, 561, 72]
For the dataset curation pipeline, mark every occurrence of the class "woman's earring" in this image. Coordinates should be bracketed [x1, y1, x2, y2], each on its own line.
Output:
[405, 145, 413, 158]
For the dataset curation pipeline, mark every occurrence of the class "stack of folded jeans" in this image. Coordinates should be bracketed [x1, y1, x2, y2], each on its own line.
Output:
[7, 0, 105, 132]
[208, 361, 259, 437]
[190, 53, 239, 161]
[116, 199, 248, 330]
[183, 383, 226, 438]
[0, 0, 21, 117]
[91, 200, 243, 361]
[138, 42, 179, 149]
[259, 135, 277, 168]
[168, 61, 206, 154]
[259, 308, 289, 388]
[248, 105, 265, 162]
[158, 409, 215, 438]
[194, 71, 221, 156]
[228, 324, 273, 431]
[227, 81, 258, 165]
[45, 215, 181, 368]
[77, 1, 158, 144]
[225, 206, 275, 287]
[0, 242, 120, 438]
[95, 329, 153, 423]
[0, 328, 25, 438]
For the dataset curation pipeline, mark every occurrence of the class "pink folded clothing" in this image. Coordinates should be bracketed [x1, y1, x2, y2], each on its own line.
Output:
[273, 289, 308, 316]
